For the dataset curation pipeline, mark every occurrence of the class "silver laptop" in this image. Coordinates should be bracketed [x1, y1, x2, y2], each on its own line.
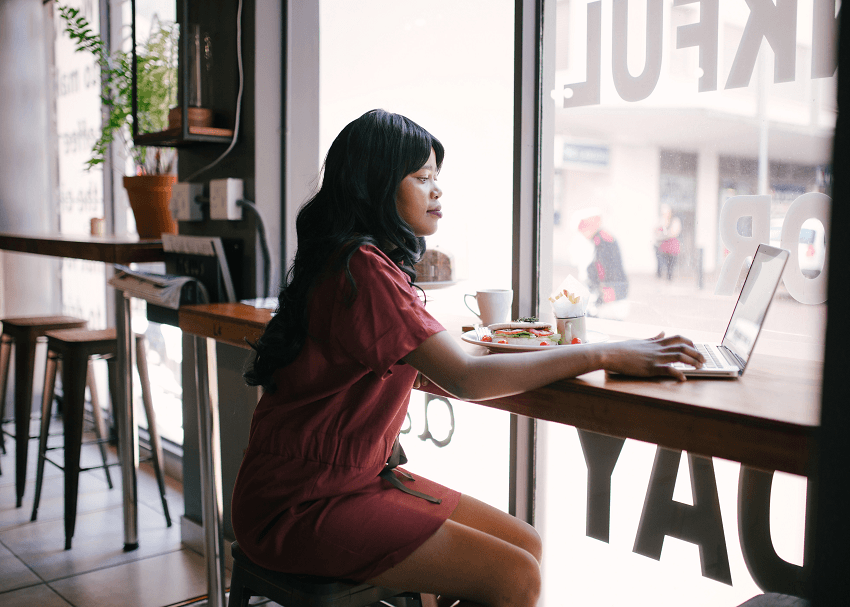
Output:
[672, 244, 790, 377]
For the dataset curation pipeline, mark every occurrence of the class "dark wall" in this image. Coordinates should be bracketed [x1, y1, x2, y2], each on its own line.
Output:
[176, 0, 264, 302]
[178, 0, 266, 534]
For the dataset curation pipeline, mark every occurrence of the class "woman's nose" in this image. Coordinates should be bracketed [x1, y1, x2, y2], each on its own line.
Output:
[432, 184, 442, 198]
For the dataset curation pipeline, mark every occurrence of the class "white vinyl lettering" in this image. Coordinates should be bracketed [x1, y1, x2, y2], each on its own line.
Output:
[725, 0, 797, 89]
[563, 1, 602, 108]
[779, 193, 830, 304]
[715, 193, 830, 303]
[715, 195, 771, 296]
[563, 0, 833, 107]
[611, 0, 664, 102]
[674, 0, 719, 92]
[812, 0, 839, 78]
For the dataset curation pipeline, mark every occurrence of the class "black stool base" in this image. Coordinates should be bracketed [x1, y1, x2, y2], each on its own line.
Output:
[228, 541, 421, 607]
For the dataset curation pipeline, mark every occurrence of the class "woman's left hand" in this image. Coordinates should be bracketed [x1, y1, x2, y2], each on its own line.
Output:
[602, 332, 704, 381]
[413, 372, 430, 389]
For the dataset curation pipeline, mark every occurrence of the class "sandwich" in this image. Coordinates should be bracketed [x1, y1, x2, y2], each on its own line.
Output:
[481, 321, 561, 346]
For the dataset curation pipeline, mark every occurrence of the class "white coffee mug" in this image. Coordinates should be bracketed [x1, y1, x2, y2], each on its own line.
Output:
[556, 316, 587, 344]
[464, 289, 513, 326]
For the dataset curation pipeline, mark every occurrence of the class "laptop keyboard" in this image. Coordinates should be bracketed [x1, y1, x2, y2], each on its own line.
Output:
[696, 344, 720, 368]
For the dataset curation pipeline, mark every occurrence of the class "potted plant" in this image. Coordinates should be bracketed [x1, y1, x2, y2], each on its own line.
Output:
[57, 4, 179, 238]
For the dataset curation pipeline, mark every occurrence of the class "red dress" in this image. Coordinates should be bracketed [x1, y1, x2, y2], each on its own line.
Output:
[231, 245, 461, 582]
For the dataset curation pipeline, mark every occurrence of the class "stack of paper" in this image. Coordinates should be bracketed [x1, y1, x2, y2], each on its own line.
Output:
[108, 265, 209, 309]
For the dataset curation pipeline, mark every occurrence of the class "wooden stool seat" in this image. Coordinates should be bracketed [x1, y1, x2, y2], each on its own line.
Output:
[30, 327, 171, 549]
[227, 541, 421, 607]
[0, 315, 88, 506]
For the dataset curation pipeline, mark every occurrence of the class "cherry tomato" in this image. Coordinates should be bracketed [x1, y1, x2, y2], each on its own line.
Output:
[571, 337, 582, 345]
[497, 339, 509, 344]
[539, 341, 549, 346]
[481, 335, 493, 342]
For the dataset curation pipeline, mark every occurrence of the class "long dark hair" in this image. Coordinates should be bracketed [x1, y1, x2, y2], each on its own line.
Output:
[244, 109, 444, 392]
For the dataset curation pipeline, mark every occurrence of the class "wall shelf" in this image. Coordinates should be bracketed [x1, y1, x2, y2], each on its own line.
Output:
[130, 0, 236, 149]
[134, 126, 234, 147]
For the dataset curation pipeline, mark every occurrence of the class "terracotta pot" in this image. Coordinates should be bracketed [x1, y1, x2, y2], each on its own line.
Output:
[123, 174, 178, 239]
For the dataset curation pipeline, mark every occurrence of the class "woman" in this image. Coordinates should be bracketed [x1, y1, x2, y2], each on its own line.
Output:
[654, 204, 683, 281]
[233, 109, 703, 607]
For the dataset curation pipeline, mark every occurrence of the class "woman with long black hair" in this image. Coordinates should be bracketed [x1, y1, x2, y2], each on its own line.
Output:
[232, 109, 703, 607]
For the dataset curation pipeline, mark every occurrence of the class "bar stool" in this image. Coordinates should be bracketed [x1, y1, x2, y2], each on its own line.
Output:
[31, 350, 118, 491]
[227, 541, 422, 607]
[0, 315, 88, 506]
[29, 327, 172, 550]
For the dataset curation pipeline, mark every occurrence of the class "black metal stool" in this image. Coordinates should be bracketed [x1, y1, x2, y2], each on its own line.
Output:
[29, 327, 172, 549]
[0, 315, 88, 506]
[228, 541, 422, 607]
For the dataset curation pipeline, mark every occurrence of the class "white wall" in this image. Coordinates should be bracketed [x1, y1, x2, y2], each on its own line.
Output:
[0, 0, 61, 316]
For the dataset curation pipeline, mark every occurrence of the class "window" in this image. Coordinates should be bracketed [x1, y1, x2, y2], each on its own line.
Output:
[318, 0, 515, 509]
[536, 1, 832, 604]
[53, 0, 183, 445]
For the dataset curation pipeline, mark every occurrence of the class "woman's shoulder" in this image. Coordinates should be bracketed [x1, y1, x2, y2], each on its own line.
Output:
[349, 244, 409, 281]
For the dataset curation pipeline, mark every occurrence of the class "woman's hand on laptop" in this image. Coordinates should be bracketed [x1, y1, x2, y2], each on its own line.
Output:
[601, 333, 705, 381]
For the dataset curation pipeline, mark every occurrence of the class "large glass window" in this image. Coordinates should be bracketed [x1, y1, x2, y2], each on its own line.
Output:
[53, 0, 183, 445]
[536, 1, 833, 604]
[319, 0, 515, 509]
[55, 0, 107, 327]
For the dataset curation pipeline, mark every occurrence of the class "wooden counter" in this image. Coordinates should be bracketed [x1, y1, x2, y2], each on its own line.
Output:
[180, 302, 819, 476]
[0, 232, 165, 265]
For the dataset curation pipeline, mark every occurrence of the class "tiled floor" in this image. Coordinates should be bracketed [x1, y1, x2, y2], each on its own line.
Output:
[0, 413, 213, 607]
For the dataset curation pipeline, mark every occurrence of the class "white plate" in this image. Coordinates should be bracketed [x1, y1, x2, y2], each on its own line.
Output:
[461, 330, 609, 353]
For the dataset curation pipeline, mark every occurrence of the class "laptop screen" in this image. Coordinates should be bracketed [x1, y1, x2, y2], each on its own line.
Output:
[721, 244, 790, 366]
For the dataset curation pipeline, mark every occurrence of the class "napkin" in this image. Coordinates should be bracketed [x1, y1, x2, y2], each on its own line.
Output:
[549, 275, 590, 318]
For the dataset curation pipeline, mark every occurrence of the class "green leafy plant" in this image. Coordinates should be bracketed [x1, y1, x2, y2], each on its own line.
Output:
[57, 4, 177, 175]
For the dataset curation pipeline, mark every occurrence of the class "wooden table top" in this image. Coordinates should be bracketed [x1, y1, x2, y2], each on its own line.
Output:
[0, 232, 165, 264]
[179, 303, 271, 349]
[178, 302, 820, 477]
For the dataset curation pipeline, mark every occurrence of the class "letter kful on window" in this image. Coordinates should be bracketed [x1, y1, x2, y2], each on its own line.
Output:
[561, 0, 837, 107]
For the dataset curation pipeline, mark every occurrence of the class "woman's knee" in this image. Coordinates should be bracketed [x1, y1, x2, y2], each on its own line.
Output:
[492, 548, 541, 607]
[504, 516, 542, 565]
[522, 523, 543, 564]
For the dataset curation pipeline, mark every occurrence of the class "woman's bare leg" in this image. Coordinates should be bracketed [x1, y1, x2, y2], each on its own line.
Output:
[367, 494, 542, 607]
[449, 493, 542, 563]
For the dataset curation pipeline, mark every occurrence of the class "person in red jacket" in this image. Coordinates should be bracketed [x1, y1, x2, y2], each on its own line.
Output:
[577, 211, 629, 306]
[233, 109, 703, 607]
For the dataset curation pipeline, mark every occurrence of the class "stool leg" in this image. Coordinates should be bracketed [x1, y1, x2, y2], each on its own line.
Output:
[0, 334, 12, 455]
[135, 335, 172, 527]
[62, 349, 89, 550]
[225, 565, 251, 607]
[13, 332, 38, 507]
[31, 350, 59, 522]
[87, 360, 113, 489]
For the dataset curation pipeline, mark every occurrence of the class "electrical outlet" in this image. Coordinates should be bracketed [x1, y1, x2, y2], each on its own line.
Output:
[170, 182, 204, 221]
[209, 178, 244, 220]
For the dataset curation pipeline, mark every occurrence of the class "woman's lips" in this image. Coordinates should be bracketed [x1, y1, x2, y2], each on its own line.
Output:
[427, 208, 443, 218]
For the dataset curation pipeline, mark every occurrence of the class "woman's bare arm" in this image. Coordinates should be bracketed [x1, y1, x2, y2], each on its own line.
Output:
[402, 331, 704, 401]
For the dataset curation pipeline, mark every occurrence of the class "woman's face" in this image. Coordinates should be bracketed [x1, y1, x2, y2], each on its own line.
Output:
[396, 148, 442, 237]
